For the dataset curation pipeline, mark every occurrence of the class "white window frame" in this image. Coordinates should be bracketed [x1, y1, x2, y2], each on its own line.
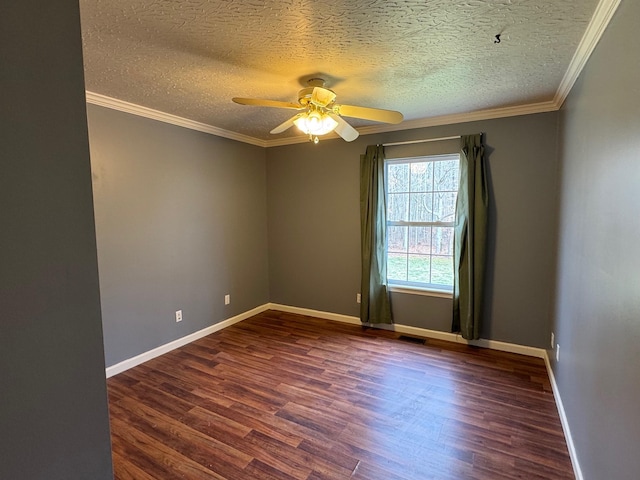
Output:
[385, 153, 460, 297]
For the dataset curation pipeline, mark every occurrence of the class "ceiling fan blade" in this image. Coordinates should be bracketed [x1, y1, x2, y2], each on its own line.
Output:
[328, 113, 359, 142]
[232, 97, 303, 110]
[335, 104, 403, 124]
[270, 114, 301, 134]
[310, 87, 336, 108]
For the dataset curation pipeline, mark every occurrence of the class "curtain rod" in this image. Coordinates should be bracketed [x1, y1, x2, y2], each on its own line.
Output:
[382, 135, 461, 147]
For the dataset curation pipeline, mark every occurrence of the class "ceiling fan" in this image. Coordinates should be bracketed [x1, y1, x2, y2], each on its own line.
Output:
[232, 78, 404, 143]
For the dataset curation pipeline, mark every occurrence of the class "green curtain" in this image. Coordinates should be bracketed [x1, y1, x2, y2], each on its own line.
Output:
[452, 134, 488, 340]
[360, 145, 393, 324]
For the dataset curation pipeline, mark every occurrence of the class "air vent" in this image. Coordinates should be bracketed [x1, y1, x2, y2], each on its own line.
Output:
[398, 335, 426, 345]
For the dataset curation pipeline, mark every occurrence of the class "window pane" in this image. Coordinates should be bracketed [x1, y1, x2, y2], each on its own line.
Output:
[432, 192, 457, 222]
[408, 226, 431, 254]
[387, 253, 407, 281]
[387, 163, 409, 193]
[385, 154, 459, 289]
[409, 193, 432, 222]
[432, 227, 454, 255]
[410, 162, 433, 192]
[408, 254, 431, 283]
[434, 159, 459, 191]
[431, 255, 453, 285]
[388, 226, 408, 253]
[387, 193, 409, 221]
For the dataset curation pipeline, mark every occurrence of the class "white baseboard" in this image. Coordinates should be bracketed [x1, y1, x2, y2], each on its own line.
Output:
[543, 352, 584, 480]
[267, 303, 362, 326]
[104, 302, 580, 477]
[105, 303, 271, 378]
[269, 303, 546, 359]
[105, 302, 580, 476]
[106, 303, 547, 379]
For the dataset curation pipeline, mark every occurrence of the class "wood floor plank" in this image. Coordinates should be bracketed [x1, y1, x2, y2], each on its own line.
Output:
[111, 432, 184, 480]
[111, 450, 158, 480]
[111, 417, 229, 480]
[111, 398, 252, 476]
[108, 309, 574, 479]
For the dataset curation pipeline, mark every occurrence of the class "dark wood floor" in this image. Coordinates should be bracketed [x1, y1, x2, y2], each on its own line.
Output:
[107, 310, 574, 479]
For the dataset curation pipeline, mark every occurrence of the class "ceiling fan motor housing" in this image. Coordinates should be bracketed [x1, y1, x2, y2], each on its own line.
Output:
[297, 87, 316, 106]
[298, 78, 335, 106]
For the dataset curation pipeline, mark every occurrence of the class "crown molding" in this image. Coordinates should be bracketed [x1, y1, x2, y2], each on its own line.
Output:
[356, 101, 559, 137]
[262, 101, 558, 147]
[79, 94, 565, 149]
[85, 91, 267, 148]
[85, 0, 620, 149]
[553, 0, 622, 107]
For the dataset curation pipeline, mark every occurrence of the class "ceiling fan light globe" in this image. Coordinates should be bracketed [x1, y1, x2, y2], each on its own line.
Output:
[293, 112, 338, 136]
[293, 116, 310, 134]
[321, 114, 338, 133]
[308, 112, 322, 132]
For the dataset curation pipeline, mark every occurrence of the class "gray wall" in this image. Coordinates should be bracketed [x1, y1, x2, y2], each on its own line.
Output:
[267, 112, 560, 348]
[0, 2, 114, 479]
[553, 0, 640, 478]
[88, 105, 270, 367]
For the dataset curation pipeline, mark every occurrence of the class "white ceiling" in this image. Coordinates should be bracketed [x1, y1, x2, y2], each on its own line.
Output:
[79, 0, 612, 146]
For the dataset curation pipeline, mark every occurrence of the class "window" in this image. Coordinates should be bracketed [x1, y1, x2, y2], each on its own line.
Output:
[385, 154, 460, 292]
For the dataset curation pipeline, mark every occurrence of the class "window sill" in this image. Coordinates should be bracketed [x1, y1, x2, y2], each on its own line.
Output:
[388, 284, 453, 299]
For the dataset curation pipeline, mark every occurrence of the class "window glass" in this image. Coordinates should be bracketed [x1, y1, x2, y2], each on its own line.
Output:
[385, 154, 459, 291]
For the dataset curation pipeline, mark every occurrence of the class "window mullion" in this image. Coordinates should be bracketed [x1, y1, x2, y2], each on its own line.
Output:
[387, 221, 454, 227]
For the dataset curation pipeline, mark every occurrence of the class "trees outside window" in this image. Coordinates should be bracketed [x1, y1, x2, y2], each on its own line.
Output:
[386, 154, 459, 290]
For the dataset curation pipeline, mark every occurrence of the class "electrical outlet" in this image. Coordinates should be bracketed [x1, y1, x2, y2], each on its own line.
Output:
[356, 293, 361, 304]
[556, 344, 560, 362]
[224, 294, 230, 305]
[551, 332, 555, 349]
[175, 310, 182, 322]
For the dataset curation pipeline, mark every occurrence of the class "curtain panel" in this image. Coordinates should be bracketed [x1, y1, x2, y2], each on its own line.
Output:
[360, 145, 393, 324]
[452, 134, 489, 340]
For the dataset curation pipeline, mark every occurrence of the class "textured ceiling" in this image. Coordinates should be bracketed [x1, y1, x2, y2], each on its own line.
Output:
[80, 0, 601, 143]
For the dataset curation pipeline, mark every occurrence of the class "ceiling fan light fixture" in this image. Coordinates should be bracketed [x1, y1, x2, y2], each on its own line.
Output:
[293, 110, 338, 136]
[232, 77, 402, 142]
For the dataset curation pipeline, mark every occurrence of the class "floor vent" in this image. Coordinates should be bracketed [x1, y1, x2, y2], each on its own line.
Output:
[398, 335, 426, 344]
